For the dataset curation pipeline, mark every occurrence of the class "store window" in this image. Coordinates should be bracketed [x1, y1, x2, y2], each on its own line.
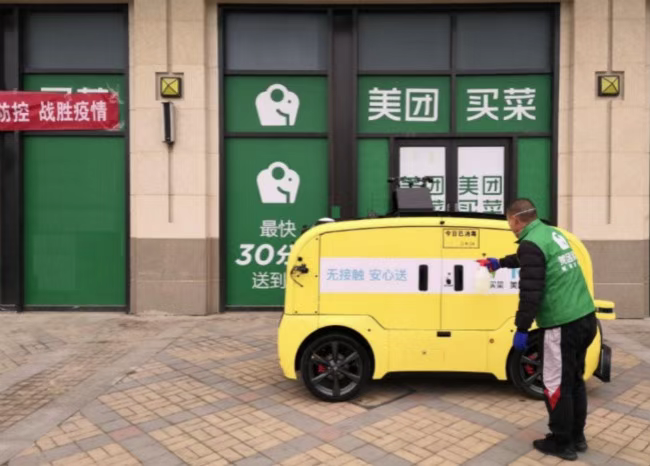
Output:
[225, 12, 328, 71]
[24, 12, 126, 70]
[456, 12, 552, 71]
[358, 13, 450, 71]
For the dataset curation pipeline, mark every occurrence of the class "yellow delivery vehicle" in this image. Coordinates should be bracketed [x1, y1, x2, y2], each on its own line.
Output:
[277, 186, 614, 402]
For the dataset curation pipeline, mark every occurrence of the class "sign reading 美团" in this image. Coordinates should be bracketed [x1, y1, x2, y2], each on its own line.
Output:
[456, 75, 552, 133]
[358, 76, 451, 133]
[0, 92, 119, 131]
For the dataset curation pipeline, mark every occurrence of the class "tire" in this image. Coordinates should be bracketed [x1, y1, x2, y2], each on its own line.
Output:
[508, 331, 545, 400]
[300, 333, 371, 402]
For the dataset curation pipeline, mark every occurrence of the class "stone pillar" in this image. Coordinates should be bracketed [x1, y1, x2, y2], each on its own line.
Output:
[130, 0, 215, 315]
[562, 0, 649, 317]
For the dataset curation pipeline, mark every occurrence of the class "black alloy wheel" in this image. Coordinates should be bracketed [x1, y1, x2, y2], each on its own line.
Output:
[300, 333, 371, 402]
[509, 332, 545, 400]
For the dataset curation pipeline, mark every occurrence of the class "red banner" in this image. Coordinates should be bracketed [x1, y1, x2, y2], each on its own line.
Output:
[0, 91, 120, 131]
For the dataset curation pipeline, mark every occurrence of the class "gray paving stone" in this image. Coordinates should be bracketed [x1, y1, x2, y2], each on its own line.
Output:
[477, 445, 522, 464]
[278, 411, 327, 433]
[8, 454, 47, 466]
[235, 453, 275, 466]
[120, 434, 158, 452]
[164, 410, 196, 424]
[489, 419, 522, 436]
[372, 453, 413, 466]
[43, 444, 82, 462]
[130, 443, 175, 462]
[99, 418, 132, 432]
[499, 437, 536, 456]
[258, 442, 302, 462]
[330, 435, 366, 453]
[604, 401, 636, 414]
[630, 407, 650, 421]
[142, 453, 186, 466]
[463, 457, 503, 466]
[137, 418, 171, 432]
[446, 405, 499, 426]
[350, 444, 387, 463]
[284, 434, 323, 452]
[606, 458, 637, 466]
[76, 433, 113, 451]
[261, 403, 294, 417]
[209, 398, 241, 411]
[190, 404, 221, 416]
[249, 397, 276, 409]
[579, 449, 613, 464]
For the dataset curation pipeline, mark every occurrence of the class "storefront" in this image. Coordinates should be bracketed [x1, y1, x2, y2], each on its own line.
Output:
[0, 5, 128, 310]
[221, 6, 558, 309]
[1, 0, 648, 318]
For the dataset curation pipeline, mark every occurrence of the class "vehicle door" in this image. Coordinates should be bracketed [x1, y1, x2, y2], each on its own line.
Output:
[319, 225, 444, 371]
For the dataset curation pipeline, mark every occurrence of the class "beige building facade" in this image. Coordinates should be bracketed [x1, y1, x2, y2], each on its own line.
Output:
[1, 0, 648, 317]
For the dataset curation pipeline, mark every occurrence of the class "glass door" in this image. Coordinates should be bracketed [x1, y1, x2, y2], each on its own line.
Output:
[397, 139, 510, 214]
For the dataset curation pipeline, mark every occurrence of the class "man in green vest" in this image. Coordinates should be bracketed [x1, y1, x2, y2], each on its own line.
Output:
[481, 198, 597, 461]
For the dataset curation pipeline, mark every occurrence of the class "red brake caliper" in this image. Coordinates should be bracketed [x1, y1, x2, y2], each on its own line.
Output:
[524, 353, 537, 375]
[317, 364, 326, 374]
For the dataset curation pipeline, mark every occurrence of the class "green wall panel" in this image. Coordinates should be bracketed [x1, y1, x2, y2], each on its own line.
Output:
[24, 137, 126, 306]
[23, 74, 127, 129]
[358, 139, 390, 217]
[456, 75, 552, 133]
[226, 138, 329, 307]
[517, 137, 551, 221]
[225, 76, 327, 133]
[358, 76, 451, 133]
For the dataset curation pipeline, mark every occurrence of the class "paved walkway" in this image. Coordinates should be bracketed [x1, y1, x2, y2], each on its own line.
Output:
[0, 312, 648, 466]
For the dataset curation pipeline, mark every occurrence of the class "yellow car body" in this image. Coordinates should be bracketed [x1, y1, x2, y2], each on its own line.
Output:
[278, 216, 614, 401]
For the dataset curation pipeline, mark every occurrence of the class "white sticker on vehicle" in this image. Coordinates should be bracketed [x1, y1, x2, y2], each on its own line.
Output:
[320, 257, 519, 295]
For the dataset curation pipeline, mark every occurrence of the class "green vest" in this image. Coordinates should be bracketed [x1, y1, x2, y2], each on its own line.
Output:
[517, 219, 594, 328]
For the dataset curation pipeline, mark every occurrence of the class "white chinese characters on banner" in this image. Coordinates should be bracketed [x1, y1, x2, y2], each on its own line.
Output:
[457, 146, 505, 214]
[399, 147, 446, 212]
[0, 99, 108, 124]
[235, 219, 297, 290]
[466, 88, 537, 122]
[369, 87, 439, 122]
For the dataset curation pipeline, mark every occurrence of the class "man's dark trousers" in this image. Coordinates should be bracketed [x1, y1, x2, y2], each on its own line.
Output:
[540, 312, 598, 446]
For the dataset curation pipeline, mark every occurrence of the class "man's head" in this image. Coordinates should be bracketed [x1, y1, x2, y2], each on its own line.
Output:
[506, 198, 538, 237]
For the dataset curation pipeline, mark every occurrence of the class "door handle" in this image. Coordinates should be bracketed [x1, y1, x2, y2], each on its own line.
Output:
[418, 265, 428, 291]
[454, 265, 464, 291]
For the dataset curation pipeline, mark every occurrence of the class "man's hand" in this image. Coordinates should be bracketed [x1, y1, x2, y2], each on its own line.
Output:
[513, 331, 529, 351]
[477, 258, 501, 273]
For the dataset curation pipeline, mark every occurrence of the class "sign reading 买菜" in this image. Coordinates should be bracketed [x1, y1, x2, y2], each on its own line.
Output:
[456, 75, 552, 133]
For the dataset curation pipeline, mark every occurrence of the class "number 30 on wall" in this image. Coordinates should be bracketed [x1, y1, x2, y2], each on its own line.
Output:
[235, 244, 292, 266]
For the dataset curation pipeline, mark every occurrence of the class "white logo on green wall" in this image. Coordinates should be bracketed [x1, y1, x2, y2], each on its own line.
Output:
[255, 84, 300, 126]
[257, 162, 300, 204]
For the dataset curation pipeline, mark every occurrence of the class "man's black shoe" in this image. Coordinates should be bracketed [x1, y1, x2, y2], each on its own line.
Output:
[533, 434, 578, 461]
[573, 434, 588, 453]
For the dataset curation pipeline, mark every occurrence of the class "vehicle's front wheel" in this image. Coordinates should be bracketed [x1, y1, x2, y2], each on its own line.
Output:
[300, 333, 371, 402]
[508, 331, 545, 400]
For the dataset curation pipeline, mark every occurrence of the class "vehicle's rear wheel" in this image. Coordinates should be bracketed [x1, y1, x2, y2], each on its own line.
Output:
[508, 331, 545, 400]
[300, 333, 371, 402]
